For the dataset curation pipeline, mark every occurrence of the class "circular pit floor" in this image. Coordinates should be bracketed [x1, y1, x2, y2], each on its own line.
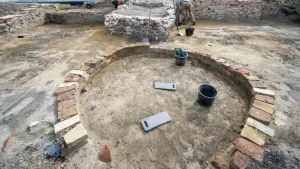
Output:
[79, 54, 249, 168]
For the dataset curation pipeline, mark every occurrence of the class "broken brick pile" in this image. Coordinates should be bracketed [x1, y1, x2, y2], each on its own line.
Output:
[0, 4, 55, 34]
[54, 43, 275, 167]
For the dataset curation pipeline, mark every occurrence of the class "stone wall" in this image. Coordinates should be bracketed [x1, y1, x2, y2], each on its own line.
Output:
[0, 4, 55, 34]
[261, 0, 300, 19]
[105, 0, 175, 42]
[192, 0, 265, 20]
[46, 7, 114, 24]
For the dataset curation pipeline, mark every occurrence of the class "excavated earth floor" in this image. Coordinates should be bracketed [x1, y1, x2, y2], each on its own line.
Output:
[0, 20, 300, 169]
[79, 55, 248, 168]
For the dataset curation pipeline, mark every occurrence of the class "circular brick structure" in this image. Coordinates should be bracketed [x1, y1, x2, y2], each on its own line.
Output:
[54, 43, 276, 169]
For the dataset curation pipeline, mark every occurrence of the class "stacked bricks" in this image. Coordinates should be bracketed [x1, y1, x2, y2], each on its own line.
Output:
[147, 45, 276, 169]
[53, 43, 150, 151]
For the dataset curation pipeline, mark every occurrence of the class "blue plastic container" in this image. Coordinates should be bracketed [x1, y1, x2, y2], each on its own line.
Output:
[175, 51, 188, 66]
[198, 84, 218, 107]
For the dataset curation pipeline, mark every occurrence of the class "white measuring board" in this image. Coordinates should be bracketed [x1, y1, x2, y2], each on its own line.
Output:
[154, 82, 176, 91]
[141, 111, 172, 132]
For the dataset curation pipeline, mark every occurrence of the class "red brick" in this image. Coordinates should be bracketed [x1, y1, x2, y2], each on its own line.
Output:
[249, 107, 272, 125]
[212, 144, 235, 169]
[234, 138, 264, 163]
[58, 104, 78, 121]
[249, 81, 267, 89]
[255, 95, 275, 105]
[56, 89, 76, 102]
[64, 75, 83, 83]
[230, 151, 250, 169]
[84, 58, 102, 68]
[253, 100, 274, 115]
[58, 99, 76, 112]
[55, 86, 75, 95]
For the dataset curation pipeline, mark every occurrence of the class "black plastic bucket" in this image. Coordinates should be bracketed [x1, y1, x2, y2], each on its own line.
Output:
[186, 27, 194, 36]
[198, 84, 218, 107]
[176, 52, 188, 66]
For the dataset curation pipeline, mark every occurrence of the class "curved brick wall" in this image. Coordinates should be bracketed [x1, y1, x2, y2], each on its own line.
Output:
[54, 43, 276, 169]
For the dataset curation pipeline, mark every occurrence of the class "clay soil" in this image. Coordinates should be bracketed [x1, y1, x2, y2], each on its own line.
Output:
[79, 55, 248, 168]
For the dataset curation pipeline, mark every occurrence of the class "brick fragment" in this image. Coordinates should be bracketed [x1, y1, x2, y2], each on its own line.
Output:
[84, 57, 104, 68]
[240, 125, 266, 146]
[249, 107, 272, 125]
[63, 123, 88, 148]
[253, 100, 274, 115]
[56, 89, 76, 102]
[234, 138, 264, 163]
[252, 88, 275, 98]
[64, 75, 83, 83]
[212, 144, 235, 169]
[255, 95, 275, 105]
[69, 70, 89, 81]
[55, 86, 75, 95]
[230, 151, 250, 169]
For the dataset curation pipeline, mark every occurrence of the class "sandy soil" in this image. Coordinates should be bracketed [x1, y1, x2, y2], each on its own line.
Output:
[0, 19, 299, 169]
[79, 56, 248, 168]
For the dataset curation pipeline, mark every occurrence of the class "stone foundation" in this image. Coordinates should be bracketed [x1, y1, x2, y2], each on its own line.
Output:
[192, 0, 264, 20]
[46, 7, 114, 24]
[0, 4, 55, 34]
[104, 0, 175, 42]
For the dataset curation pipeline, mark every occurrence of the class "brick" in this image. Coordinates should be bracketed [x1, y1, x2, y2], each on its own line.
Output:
[240, 124, 266, 146]
[249, 81, 267, 89]
[64, 75, 83, 83]
[63, 123, 88, 148]
[253, 100, 274, 115]
[252, 88, 275, 98]
[84, 57, 104, 68]
[55, 86, 75, 95]
[255, 95, 275, 105]
[58, 82, 78, 88]
[69, 70, 89, 81]
[56, 89, 76, 102]
[58, 99, 76, 112]
[246, 76, 260, 81]
[58, 104, 78, 121]
[234, 138, 264, 163]
[249, 107, 272, 125]
[212, 144, 235, 169]
[246, 118, 275, 137]
[54, 115, 80, 134]
[230, 151, 250, 169]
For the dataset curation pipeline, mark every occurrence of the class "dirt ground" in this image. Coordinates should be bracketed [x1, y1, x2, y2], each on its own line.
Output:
[79, 56, 248, 168]
[0, 19, 300, 168]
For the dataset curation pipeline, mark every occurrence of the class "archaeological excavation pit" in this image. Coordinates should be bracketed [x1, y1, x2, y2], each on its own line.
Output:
[79, 51, 250, 168]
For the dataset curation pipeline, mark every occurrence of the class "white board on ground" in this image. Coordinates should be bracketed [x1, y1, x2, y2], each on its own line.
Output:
[154, 82, 176, 91]
[141, 111, 172, 132]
